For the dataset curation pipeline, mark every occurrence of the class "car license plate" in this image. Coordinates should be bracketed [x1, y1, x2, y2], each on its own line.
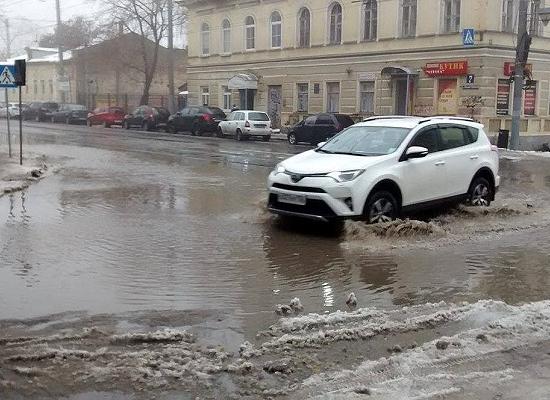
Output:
[254, 124, 267, 128]
[278, 193, 306, 205]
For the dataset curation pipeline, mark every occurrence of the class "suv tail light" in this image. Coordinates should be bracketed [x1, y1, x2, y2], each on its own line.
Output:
[245, 120, 251, 128]
[201, 113, 213, 122]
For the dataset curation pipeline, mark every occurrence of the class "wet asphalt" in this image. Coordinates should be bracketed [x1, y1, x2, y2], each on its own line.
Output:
[1, 122, 550, 338]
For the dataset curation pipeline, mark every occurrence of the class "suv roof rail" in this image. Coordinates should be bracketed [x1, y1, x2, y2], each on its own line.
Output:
[418, 116, 475, 124]
[363, 115, 416, 122]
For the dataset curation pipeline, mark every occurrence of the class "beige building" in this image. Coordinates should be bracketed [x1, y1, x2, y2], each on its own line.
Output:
[185, 0, 550, 139]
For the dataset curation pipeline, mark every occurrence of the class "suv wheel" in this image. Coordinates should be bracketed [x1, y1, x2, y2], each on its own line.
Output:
[35, 115, 40, 122]
[288, 133, 297, 145]
[103, 121, 111, 128]
[468, 177, 492, 207]
[87, 120, 92, 127]
[191, 123, 200, 136]
[236, 129, 243, 141]
[216, 127, 224, 138]
[365, 191, 398, 224]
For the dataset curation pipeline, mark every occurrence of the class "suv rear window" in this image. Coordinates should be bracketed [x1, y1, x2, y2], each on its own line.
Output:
[335, 114, 354, 127]
[248, 112, 269, 121]
[207, 107, 226, 118]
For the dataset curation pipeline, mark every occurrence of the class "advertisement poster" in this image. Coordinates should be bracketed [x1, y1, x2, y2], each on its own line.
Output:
[524, 84, 537, 116]
[437, 79, 458, 115]
[496, 79, 511, 116]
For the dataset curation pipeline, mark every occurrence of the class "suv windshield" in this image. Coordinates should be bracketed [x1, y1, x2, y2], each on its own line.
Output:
[248, 112, 269, 121]
[319, 125, 410, 156]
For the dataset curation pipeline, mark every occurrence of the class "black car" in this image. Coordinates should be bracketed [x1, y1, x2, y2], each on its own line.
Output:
[287, 113, 355, 145]
[50, 104, 89, 124]
[22, 102, 59, 122]
[123, 105, 170, 131]
[166, 106, 226, 136]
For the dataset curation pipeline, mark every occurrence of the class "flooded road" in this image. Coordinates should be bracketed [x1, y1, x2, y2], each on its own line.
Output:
[1, 123, 550, 398]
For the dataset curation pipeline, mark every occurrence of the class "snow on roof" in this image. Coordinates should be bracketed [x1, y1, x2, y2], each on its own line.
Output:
[4, 50, 72, 65]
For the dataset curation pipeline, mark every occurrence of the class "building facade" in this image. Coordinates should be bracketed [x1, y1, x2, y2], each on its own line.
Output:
[185, 0, 550, 136]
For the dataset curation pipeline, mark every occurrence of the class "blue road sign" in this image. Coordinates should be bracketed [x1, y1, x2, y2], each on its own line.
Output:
[0, 65, 17, 88]
[463, 28, 475, 46]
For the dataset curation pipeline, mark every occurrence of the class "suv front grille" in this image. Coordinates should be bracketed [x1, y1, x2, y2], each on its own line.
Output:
[272, 183, 326, 193]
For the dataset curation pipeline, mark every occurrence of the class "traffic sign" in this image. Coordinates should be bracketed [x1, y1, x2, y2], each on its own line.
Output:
[0, 65, 17, 88]
[462, 28, 475, 46]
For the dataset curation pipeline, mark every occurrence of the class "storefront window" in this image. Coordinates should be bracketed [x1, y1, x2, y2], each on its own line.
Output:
[326, 82, 340, 112]
[437, 78, 458, 115]
[359, 81, 375, 114]
[297, 83, 308, 112]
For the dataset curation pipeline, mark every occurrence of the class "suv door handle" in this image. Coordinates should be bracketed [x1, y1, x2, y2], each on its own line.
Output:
[470, 155, 479, 160]
[435, 161, 446, 166]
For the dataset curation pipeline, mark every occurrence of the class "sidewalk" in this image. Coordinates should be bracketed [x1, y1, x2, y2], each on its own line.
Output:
[0, 150, 47, 196]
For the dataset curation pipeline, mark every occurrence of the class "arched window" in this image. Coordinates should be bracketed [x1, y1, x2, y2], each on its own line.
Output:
[329, 3, 342, 44]
[222, 19, 231, 53]
[298, 8, 311, 47]
[270, 11, 282, 48]
[201, 23, 210, 55]
[363, 0, 377, 41]
[245, 16, 255, 50]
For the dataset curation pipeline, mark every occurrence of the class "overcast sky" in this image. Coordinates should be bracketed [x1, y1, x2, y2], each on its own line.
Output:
[2, 0, 185, 56]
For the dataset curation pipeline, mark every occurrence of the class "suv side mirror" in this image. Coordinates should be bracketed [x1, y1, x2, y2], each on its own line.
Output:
[405, 146, 429, 159]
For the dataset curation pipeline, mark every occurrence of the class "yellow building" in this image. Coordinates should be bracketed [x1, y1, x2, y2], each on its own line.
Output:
[185, 0, 550, 140]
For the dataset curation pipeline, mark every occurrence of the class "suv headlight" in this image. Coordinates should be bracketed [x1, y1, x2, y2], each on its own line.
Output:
[273, 163, 286, 175]
[327, 169, 365, 183]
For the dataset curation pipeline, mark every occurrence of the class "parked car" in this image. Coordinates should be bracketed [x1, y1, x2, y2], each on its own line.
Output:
[87, 107, 126, 128]
[123, 106, 170, 131]
[0, 102, 27, 118]
[50, 104, 88, 124]
[287, 113, 355, 145]
[22, 102, 59, 122]
[166, 106, 226, 135]
[268, 116, 500, 223]
[217, 110, 272, 141]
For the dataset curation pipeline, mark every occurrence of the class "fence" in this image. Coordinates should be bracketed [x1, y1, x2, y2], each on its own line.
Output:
[81, 93, 186, 113]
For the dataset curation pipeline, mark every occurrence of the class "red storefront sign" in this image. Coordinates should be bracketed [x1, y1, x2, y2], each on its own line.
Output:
[503, 62, 533, 77]
[524, 85, 537, 116]
[423, 61, 468, 77]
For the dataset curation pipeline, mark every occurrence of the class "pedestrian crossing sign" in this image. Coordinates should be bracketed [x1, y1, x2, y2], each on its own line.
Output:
[463, 29, 475, 46]
[0, 65, 17, 88]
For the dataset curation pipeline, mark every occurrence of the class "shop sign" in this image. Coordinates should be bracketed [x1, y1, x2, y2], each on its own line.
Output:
[423, 61, 468, 77]
[503, 62, 533, 77]
[496, 79, 511, 116]
[524, 83, 537, 116]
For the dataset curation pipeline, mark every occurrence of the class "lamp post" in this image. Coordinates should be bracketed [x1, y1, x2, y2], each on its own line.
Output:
[509, 3, 550, 150]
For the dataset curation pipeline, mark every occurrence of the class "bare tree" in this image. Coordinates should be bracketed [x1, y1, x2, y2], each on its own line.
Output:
[102, 0, 185, 105]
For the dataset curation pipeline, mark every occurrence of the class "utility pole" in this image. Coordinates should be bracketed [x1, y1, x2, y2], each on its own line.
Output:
[4, 18, 10, 58]
[167, 0, 176, 113]
[55, 0, 66, 102]
[509, 0, 530, 150]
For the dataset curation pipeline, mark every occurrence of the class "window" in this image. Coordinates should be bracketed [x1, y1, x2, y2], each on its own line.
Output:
[270, 11, 282, 48]
[222, 86, 231, 110]
[359, 81, 375, 114]
[201, 87, 209, 106]
[529, 0, 543, 36]
[245, 16, 255, 50]
[41, 80, 45, 94]
[329, 3, 342, 44]
[401, 0, 417, 37]
[304, 115, 316, 125]
[49, 80, 53, 94]
[363, 0, 377, 41]
[439, 126, 468, 150]
[411, 128, 439, 153]
[502, 0, 516, 33]
[201, 23, 210, 55]
[326, 82, 340, 112]
[298, 8, 311, 47]
[442, 0, 461, 33]
[316, 114, 333, 125]
[222, 19, 231, 53]
[297, 83, 308, 112]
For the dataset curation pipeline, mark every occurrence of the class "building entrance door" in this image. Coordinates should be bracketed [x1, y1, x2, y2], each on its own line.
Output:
[239, 89, 255, 110]
[267, 85, 282, 128]
[394, 79, 408, 115]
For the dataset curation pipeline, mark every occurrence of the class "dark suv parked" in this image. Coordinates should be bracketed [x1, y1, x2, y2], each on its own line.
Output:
[51, 104, 88, 124]
[166, 106, 226, 135]
[287, 113, 355, 145]
[123, 106, 170, 131]
[22, 102, 59, 122]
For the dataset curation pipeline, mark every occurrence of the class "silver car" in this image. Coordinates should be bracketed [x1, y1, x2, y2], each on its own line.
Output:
[218, 110, 272, 141]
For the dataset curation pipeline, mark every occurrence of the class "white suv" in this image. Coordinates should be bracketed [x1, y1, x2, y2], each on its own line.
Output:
[218, 110, 272, 141]
[267, 116, 500, 223]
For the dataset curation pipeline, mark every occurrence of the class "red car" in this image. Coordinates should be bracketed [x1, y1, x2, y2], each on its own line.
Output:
[87, 107, 126, 128]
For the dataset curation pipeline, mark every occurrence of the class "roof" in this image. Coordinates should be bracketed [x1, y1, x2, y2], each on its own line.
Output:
[3, 49, 72, 65]
[358, 116, 483, 129]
